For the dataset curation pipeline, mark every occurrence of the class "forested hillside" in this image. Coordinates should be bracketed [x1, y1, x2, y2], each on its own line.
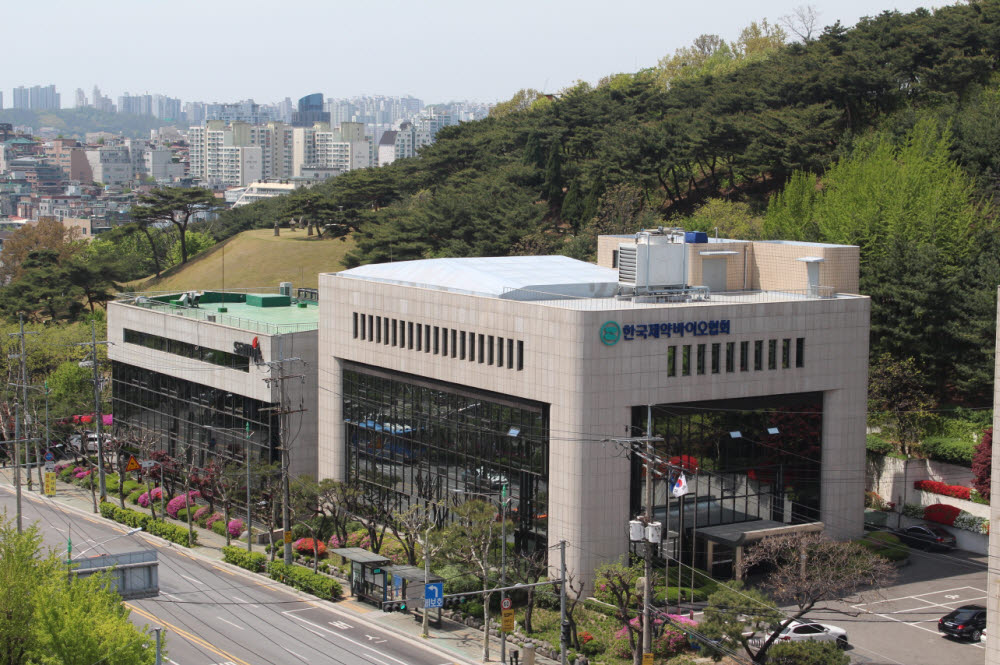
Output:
[203, 2, 1000, 403]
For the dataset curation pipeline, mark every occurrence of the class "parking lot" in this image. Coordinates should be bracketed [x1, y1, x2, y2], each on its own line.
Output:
[810, 546, 989, 665]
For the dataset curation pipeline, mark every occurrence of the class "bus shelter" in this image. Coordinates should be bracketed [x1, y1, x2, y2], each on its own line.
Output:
[385, 565, 446, 625]
[330, 548, 391, 606]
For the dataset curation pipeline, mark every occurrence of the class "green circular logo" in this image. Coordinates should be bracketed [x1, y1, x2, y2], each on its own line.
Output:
[599, 321, 621, 346]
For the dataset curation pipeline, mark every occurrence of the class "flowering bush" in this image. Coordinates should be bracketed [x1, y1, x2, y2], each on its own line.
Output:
[328, 535, 343, 549]
[923, 503, 961, 526]
[192, 506, 211, 524]
[611, 616, 694, 659]
[294, 538, 326, 556]
[227, 519, 244, 538]
[74, 469, 91, 479]
[137, 492, 150, 508]
[345, 531, 370, 549]
[914, 480, 972, 501]
[579, 631, 594, 644]
[166, 491, 200, 519]
[205, 513, 224, 529]
[54, 463, 71, 474]
[954, 512, 990, 535]
[865, 491, 894, 511]
[150, 487, 163, 500]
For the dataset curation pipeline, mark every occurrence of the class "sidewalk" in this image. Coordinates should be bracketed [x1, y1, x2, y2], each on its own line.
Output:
[0, 467, 562, 665]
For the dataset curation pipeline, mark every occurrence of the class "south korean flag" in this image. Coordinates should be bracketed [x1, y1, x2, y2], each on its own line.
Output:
[671, 472, 689, 497]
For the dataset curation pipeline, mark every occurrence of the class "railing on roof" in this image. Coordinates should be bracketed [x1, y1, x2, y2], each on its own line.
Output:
[499, 285, 841, 310]
[114, 288, 318, 335]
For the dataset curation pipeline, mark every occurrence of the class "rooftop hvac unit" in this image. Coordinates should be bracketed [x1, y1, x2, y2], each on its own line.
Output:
[279, 282, 292, 297]
[618, 229, 688, 292]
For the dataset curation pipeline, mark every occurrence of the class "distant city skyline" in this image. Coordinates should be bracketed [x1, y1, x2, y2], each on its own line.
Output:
[5, 0, 937, 107]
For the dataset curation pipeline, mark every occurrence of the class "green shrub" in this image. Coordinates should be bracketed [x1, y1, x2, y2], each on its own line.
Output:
[127, 490, 142, 504]
[318, 561, 330, 573]
[212, 520, 227, 536]
[222, 545, 268, 573]
[866, 434, 895, 456]
[770, 640, 848, 665]
[122, 479, 142, 494]
[464, 600, 484, 619]
[265, 560, 342, 600]
[59, 468, 76, 482]
[919, 436, 975, 466]
[971, 489, 989, 505]
[857, 532, 909, 562]
[99, 502, 195, 547]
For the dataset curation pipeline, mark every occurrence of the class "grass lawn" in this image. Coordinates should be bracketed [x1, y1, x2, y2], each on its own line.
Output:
[130, 228, 355, 292]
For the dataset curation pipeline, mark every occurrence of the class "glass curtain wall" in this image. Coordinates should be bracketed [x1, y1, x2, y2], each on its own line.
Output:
[111, 362, 278, 467]
[630, 393, 823, 531]
[343, 365, 550, 553]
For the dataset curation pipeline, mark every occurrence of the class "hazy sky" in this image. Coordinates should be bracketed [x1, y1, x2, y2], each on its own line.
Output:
[6, 0, 939, 107]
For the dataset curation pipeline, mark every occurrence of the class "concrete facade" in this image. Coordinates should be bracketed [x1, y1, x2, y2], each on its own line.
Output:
[986, 287, 1000, 665]
[318, 238, 870, 587]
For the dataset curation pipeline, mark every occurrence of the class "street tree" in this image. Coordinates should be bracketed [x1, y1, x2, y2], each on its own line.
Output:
[439, 498, 504, 662]
[738, 533, 896, 663]
[972, 428, 992, 500]
[289, 475, 340, 572]
[206, 460, 244, 546]
[0, 217, 82, 284]
[133, 187, 221, 266]
[250, 461, 283, 561]
[699, 581, 784, 664]
[594, 556, 648, 665]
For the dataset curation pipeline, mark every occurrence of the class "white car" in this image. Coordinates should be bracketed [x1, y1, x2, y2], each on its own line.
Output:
[768, 620, 848, 649]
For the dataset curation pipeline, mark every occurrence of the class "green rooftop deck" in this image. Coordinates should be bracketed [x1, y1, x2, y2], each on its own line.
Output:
[117, 289, 319, 335]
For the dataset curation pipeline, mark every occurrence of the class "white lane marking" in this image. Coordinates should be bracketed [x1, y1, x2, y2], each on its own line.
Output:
[217, 617, 244, 630]
[231, 595, 259, 609]
[161, 593, 182, 601]
[330, 620, 353, 629]
[852, 605, 986, 649]
[281, 611, 409, 665]
[180, 574, 205, 585]
[282, 647, 307, 661]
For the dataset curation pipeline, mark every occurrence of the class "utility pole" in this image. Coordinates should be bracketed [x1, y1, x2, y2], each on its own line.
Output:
[262, 336, 304, 566]
[9, 314, 39, 497]
[74, 321, 110, 505]
[560, 539, 567, 665]
[13, 403, 21, 533]
[608, 423, 665, 665]
[245, 421, 253, 553]
[500, 483, 509, 665]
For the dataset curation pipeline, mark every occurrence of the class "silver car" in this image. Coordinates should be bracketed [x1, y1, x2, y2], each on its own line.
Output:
[767, 620, 848, 649]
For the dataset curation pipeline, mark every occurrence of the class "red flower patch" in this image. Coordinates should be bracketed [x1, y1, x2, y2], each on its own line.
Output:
[923, 503, 961, 526]
[913, 480, 972, 501]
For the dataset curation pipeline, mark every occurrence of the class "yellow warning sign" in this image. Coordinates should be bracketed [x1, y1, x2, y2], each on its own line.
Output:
[284, 531, 293, 543]
[125, 456, 141, 472]
[501, 608, 514, 633]
[44, 472, 57, 496]
[642, 653, 653, 665]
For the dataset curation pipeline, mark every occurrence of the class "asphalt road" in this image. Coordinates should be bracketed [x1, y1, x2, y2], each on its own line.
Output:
[1, 486, 464, 665]
[796, 541, 989, 665]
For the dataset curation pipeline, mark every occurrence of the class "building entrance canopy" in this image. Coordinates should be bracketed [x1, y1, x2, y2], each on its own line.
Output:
[696, 519, 824, 548]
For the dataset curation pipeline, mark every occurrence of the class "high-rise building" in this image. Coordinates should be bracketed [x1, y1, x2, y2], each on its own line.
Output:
[75, 89, 88, 108]
[205, 100, 272, 125]
[292, 93, 330, 127]
[29, 85, 60, 110]
[12, 87, 29, 110]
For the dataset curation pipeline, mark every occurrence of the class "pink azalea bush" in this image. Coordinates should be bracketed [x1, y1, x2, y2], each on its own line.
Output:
[227, 519, 244, 538]
[205, 513, 224, 529]
[150, 487, 163, 500]
[166, 491, 200, 519]
[328, 535, 343, 549]
[54, 463, 71, 473]
[74, 469, 91, 479]
[611, 615, 695, 659]
[192, 506, 211, 523]
[137, 492, 150, 507]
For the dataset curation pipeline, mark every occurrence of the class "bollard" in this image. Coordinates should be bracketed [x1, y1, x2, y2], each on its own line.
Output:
[510, 649, 519, 665]
[522, 642, 535, 665]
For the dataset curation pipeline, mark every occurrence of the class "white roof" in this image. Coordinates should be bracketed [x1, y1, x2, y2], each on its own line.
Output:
[335, 256, 621, 300]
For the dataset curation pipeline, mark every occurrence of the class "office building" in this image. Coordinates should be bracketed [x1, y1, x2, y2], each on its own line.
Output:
[317, 230, 869, 587]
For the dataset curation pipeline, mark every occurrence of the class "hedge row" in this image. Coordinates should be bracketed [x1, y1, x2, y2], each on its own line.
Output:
[99, 502, 197, 547]
[265, 560, 342, 600]
[222, 546, 268, 573]
[913, 479, 972, 500]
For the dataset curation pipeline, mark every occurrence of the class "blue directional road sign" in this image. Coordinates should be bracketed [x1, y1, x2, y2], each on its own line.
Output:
[425, 582, 443, 609]
[44, 452, 54, 461]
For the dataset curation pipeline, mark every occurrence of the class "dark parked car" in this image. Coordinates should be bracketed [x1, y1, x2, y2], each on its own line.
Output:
[939, 605, 986, 641]
[892, 524, 957, 551]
